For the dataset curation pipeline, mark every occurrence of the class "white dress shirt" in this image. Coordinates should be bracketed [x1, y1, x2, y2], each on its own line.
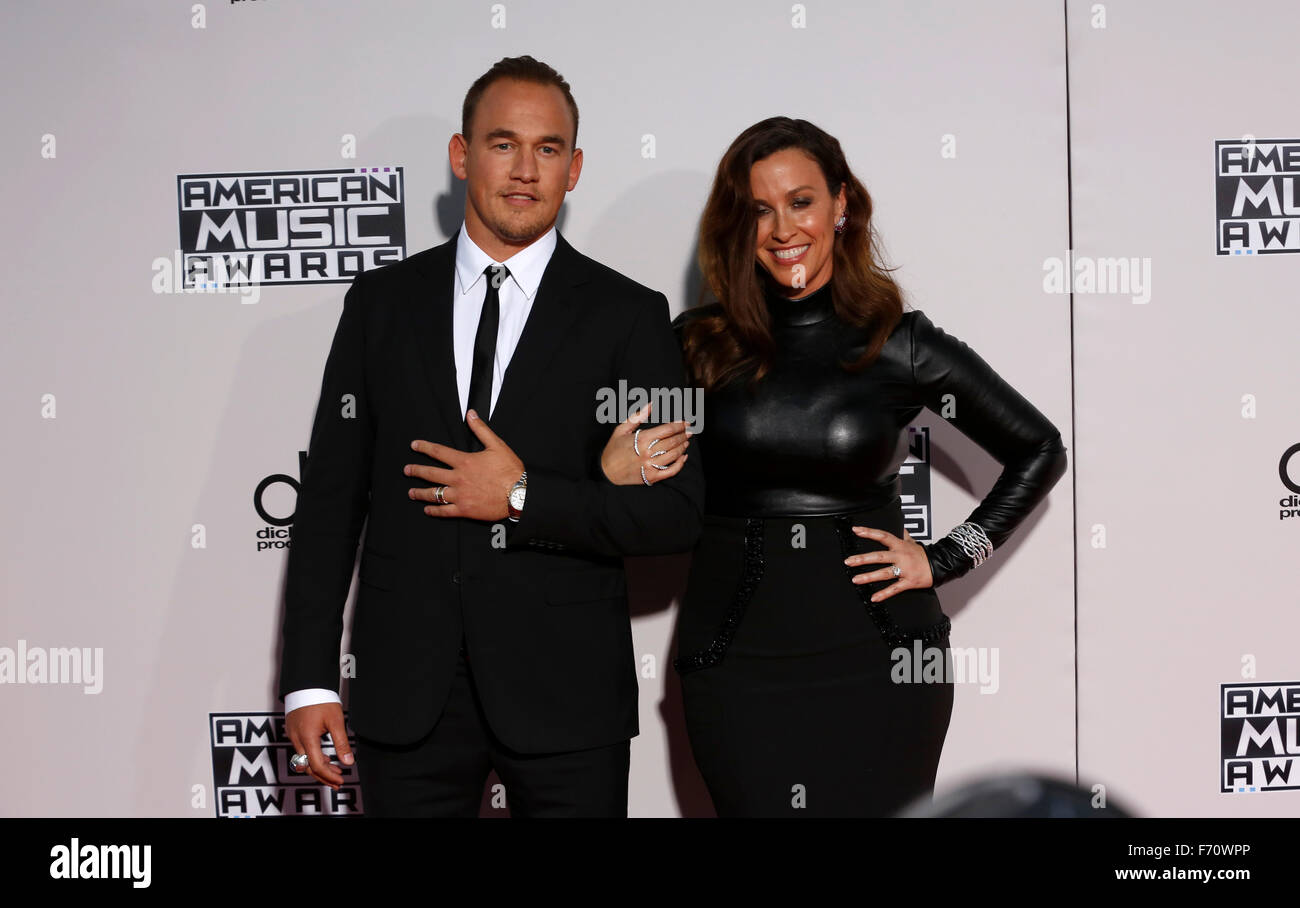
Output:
[284, 221, 558, 716]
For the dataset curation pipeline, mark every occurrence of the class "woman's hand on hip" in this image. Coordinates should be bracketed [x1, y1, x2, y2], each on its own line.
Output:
[843, 526, 934, 602]
[600, 402, 690, 486]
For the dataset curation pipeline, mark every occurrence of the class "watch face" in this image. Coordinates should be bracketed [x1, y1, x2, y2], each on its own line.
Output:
[509, 486, 526, 509]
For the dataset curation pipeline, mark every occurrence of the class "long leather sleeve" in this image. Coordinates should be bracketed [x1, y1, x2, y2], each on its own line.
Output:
[910, 310, 1068, 587]
[504, 293, 705, 557]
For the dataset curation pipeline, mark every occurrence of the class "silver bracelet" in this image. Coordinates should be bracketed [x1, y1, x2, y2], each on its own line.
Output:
[947, 521, 993, 567]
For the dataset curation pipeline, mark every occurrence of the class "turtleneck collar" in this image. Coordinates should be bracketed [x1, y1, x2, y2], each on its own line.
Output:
[763, 278, 835, 327]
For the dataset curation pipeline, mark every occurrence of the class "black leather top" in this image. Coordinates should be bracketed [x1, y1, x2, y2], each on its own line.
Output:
[671, 280, 1068, 587]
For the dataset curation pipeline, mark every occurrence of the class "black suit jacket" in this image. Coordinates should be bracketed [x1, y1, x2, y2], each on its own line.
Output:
[278, 230, 705, 752]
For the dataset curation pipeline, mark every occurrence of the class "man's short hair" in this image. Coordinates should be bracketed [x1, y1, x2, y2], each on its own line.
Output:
[462, 55, 579, 147]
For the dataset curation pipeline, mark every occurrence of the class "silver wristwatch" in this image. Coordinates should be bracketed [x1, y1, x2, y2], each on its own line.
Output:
[507, 470, 527, 522]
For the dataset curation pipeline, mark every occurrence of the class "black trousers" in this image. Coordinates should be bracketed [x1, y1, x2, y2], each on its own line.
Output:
[354, 642, 630, 817]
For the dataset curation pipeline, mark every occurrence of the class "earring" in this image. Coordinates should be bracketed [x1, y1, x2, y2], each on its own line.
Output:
[834, 213, 847, 234]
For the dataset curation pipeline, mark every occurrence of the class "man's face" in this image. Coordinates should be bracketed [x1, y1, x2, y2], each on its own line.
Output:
[451, 78, 582, 257]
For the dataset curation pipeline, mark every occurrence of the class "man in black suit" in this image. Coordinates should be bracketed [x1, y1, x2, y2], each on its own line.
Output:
[278, 56, 704, 816]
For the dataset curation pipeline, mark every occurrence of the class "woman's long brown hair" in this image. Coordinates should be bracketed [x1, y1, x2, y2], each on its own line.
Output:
[684, 117, 905, 390]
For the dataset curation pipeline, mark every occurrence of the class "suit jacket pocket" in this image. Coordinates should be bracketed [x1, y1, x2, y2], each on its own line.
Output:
[359, 548, 400, 591]
[545, 567, 627, 604]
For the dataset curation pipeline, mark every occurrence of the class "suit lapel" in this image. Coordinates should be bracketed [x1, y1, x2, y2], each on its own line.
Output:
[489, 231, 587, 439]
[408, 228, 588, 450]
[409, 236, 469, 448]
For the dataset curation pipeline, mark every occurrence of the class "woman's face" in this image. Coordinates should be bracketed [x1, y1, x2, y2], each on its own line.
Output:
[750, 148, 846, 298]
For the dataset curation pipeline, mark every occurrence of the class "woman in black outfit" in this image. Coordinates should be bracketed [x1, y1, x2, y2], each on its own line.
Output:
[603, 117, 1068, 817]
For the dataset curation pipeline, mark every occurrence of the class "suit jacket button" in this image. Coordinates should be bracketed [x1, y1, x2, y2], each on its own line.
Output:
[452, 570, 462, 585]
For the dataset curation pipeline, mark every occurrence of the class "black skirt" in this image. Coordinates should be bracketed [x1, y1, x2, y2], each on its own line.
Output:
[674, 499, 954, 817]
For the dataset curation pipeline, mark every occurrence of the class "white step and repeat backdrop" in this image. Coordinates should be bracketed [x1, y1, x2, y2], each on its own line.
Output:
[1, 0, 1295, 817]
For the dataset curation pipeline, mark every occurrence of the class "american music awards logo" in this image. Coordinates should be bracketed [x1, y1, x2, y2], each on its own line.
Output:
[1215, 139, 1300, 255]
[900, 426, 933, 543]
[177, 166, 407, 287]
[1221, 682, 1300, 793]
[209, 712, 362, 816]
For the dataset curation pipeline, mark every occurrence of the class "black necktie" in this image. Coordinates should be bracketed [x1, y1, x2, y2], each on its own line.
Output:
[466, 263, 507, 449]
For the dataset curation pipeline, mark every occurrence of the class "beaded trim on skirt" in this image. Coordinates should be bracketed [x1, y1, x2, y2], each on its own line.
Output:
[673, 518, 765, 674]
[673, 514, 951, 675]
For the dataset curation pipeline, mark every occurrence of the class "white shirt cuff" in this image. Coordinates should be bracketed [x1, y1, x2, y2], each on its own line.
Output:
[284, 688, 341, 715]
